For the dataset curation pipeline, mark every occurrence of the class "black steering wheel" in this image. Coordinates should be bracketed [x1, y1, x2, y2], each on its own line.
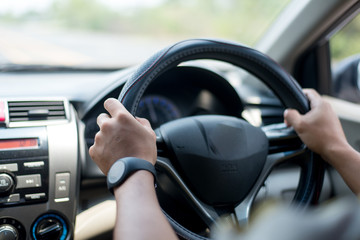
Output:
[118, 39, 324, 239]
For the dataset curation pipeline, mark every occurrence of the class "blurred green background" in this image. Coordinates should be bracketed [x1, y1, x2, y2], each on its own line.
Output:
[0, 0, 290, 46]
[331, 13, 360, 62]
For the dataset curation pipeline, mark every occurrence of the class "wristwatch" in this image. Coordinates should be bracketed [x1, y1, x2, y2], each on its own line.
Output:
[107, 157, 156, 194]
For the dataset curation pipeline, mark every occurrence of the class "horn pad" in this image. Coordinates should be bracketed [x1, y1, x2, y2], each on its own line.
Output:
[159, 115, 268, 205]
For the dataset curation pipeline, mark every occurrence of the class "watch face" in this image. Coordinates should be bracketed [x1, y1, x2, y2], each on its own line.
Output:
[108, 160, 125, 184]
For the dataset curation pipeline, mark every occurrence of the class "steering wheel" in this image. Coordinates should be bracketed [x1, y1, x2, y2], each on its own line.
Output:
[118, 39, 324, 239]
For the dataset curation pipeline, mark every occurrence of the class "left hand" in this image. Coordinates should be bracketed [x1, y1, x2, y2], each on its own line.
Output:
[89, 98, 157, 175]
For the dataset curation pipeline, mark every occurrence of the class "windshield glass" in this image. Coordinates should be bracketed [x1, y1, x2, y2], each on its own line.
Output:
[0, 0, 291, 68]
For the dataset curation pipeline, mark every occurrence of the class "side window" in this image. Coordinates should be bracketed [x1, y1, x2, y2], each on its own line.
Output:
[330, 14, 360, 103]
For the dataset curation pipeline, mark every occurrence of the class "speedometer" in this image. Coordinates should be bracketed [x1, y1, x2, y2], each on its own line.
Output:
[136, 95, 181, 129]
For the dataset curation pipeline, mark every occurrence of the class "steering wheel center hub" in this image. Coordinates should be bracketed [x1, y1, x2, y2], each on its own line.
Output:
[159, 115, 268, 205]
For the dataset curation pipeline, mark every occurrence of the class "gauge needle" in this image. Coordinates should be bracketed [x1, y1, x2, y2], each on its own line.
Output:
[146, 100, 158, 124]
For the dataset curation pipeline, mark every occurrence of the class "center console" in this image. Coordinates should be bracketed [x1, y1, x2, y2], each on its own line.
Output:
[0, 99, 80, 240]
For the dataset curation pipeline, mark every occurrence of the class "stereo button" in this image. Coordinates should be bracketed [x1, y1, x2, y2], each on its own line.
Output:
[55, 173, 70, 201]
[0, 194, 20, 203]
[16, 174, 41, 189]
[8, 194, 20, 202]
[25, 193, 46, 201]
[24, 161, 44, 169]
[0, 164, 18, 172]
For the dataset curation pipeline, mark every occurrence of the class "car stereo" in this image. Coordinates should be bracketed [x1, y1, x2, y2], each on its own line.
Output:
[0, 127, 49, 207]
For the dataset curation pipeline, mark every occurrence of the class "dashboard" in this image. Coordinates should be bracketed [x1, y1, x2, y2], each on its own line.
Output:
[0, 63, 331, 240]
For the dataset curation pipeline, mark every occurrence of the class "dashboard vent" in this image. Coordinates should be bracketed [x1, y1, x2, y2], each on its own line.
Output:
[8, 101, 67, 122]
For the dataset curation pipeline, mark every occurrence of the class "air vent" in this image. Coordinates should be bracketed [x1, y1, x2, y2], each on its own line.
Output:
[8, 101, 67, 122]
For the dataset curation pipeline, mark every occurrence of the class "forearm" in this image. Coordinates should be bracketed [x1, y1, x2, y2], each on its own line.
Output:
[322, 143, 360, 195]
[113, 171, 178, 240]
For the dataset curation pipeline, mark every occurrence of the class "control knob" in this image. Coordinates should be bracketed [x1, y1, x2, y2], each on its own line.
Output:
[0, 173, 14, 196]
[0, 224, 18, 240]
[32, 214, 68, 240]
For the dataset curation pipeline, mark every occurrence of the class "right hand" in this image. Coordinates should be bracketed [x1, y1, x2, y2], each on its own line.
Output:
[89, 98, 157, 175]
[283, 89, 348, 161]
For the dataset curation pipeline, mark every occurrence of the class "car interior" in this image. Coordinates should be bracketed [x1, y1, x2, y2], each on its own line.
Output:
[0, 0, 360, 239]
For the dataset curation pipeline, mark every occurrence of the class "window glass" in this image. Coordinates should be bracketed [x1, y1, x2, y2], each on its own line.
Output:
[330, 14, 360, 103]
[0, 0, 291, 68]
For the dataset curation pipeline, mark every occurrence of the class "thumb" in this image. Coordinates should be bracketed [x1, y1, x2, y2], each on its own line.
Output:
[284, 109, 302, 128]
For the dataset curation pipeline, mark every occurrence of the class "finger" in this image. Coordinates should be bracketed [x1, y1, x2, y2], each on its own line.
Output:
[303, 89, 322, 109]
[303, 88, 320, 96]
[97, 113, 110, 128]
[89, 143, 98, 161]
[136, 117, 152, 128]
[284, 109, 302, 128]
[104, 98, 129, 117]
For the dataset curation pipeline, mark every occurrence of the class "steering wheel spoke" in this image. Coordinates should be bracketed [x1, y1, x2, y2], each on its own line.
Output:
[234, 147, 307, 226]
[262, 122, 303, 154]
[155, 129, 167, 156]
[156, 157, 220, 227]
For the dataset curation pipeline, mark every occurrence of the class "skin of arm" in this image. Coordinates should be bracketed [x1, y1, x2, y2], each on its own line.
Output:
[89, 98, 178, 240]
[284, 89, 360, 195]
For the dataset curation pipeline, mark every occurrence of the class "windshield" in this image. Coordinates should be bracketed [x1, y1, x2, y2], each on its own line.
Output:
[0, 0, 291, 68]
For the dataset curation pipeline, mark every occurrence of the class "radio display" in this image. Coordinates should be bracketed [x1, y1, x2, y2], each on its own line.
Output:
[0, 138, 39, 150]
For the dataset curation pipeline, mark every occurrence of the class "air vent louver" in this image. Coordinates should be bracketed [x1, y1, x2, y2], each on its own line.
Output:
[8, 101, 66, 122]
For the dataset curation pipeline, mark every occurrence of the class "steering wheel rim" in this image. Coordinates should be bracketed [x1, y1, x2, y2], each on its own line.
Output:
[118, 39, 324, 239]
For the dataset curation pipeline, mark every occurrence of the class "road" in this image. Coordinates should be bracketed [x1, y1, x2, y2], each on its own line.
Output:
[0, 24, 174, 67]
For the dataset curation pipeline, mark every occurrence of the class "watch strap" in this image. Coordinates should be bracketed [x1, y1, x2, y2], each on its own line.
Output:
[107, 157, 156, 194]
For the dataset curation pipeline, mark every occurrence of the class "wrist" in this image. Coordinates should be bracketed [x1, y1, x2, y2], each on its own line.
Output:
[321, 140, 353, 166]
[113, 170, 156, 197]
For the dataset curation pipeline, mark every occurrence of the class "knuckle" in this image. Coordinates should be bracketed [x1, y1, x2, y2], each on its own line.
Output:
[89, 145, 94, 155]
[89, 145, 97, 159]
[96, 113, 105, 123]
[115, 111, 131, 123]
[100, 121, 113, 132]
[94, 131, 102, 143]
[295, 120, 306, 133]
